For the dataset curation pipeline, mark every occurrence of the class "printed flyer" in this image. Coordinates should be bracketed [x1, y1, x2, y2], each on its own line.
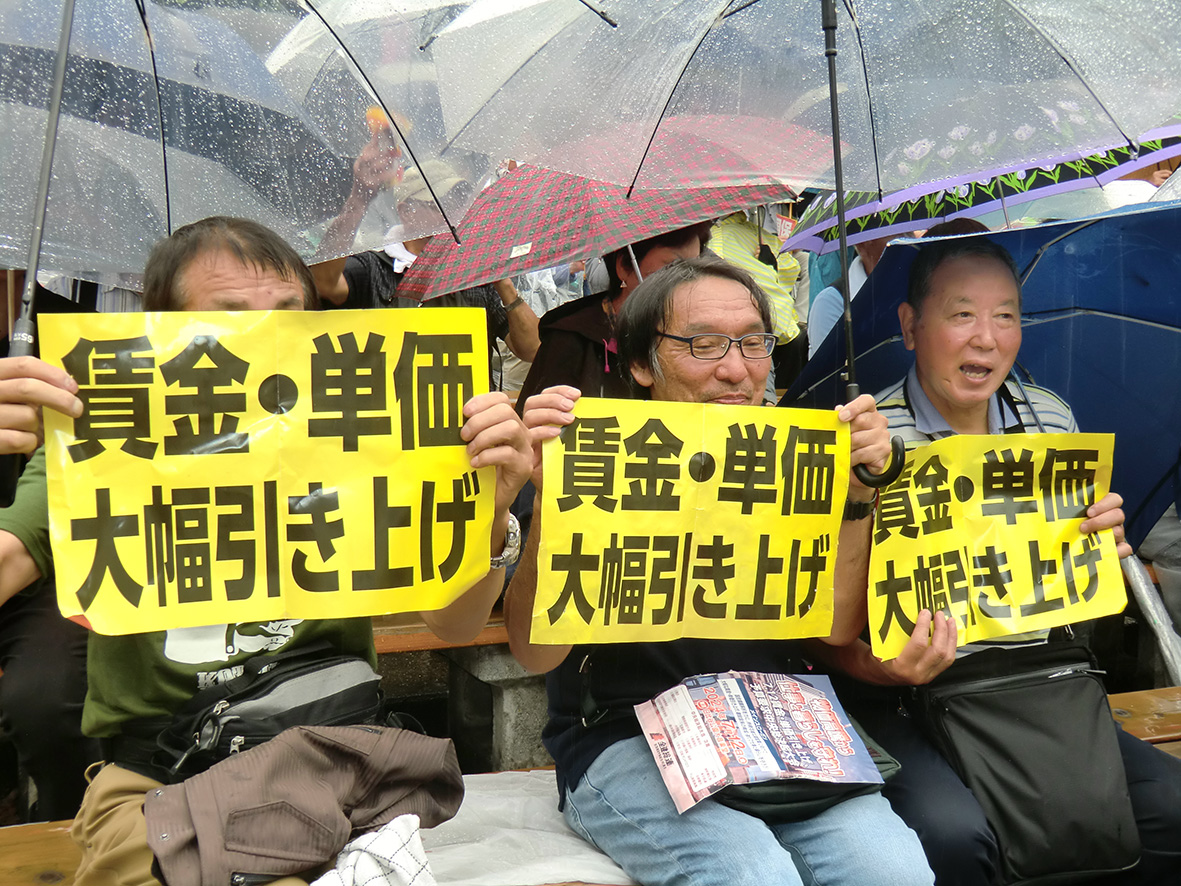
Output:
[635, 671, 881, 813]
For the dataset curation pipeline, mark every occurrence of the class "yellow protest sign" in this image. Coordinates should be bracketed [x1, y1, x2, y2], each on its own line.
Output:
[868, 433, 1125, 660]
[533, 397, 850, 644]
[40, 309, 494, 635]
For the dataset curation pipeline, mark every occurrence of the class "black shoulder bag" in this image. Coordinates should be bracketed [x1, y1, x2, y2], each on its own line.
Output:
[715, 716, 900, 823]
[153, 642, 386, 782]
[912, 641, 1140, 885]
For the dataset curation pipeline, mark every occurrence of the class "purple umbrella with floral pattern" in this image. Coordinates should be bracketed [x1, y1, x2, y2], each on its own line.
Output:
[785, 136, 1181, 253]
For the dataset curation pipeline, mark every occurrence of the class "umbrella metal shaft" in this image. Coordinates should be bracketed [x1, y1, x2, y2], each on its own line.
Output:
[821, 0, 856, 392]
[13, 0, 78, 358]
[821, 0, 903, 488]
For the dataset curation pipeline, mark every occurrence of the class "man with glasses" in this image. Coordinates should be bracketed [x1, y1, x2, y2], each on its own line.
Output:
[503, 255, 934, 886]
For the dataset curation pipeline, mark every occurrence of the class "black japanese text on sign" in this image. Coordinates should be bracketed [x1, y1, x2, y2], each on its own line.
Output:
[533, 397, 850, 644]
[868, 433, 1125, 659]
[41, 309, 493, 635]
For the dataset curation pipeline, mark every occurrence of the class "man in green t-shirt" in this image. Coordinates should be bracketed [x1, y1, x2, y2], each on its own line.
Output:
[0, 216, 533, 885]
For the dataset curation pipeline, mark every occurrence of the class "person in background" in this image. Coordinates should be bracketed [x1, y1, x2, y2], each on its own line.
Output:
[808, 234, 893, 359]
[707, 207, 807, 396]
[1102, 154, 1179, 208]
[311, 161, 540, 388]
[515, 222, 713, 406]
[498, 262, 586, 394]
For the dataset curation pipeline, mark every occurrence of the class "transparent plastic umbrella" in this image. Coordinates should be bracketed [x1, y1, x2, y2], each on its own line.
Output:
[426, 0, 1181, 488]
[1, 0, 512, 352]
[428, 0, 1181, 195]
[2, 0, 349, 276]
[1150, 170, 1181, 204]
[265, 0, 500, 248]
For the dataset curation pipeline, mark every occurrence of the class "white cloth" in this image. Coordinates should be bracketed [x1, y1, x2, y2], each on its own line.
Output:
[421, 770, 636, 886]
[1100, 179, 1158, 209]
[313, 814, 437, 886]
[316, 771, 635, 886]
[382, 239, 420, 273]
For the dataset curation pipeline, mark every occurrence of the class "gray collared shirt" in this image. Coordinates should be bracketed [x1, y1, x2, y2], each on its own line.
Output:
[906, 364, 1019, 438]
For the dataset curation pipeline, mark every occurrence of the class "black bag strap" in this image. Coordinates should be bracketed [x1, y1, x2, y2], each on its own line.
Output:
[153, 641, 352, 780]
[579, 651, 630, 728]
[168, 640, 339, 722]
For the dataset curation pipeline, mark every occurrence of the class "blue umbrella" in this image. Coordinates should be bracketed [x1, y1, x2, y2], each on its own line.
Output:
[783, 201, 1181, 547]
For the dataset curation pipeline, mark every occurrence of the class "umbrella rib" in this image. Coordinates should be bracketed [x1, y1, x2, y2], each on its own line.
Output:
[626, 4, 731, 197]
[12, 0, 77, 356]
[574, 1, 618, 28]
[1018, 218, 1101, 283]
[720, 0, 762, 16]
[303, 0, 462, 243]
[1021, 310, 1181, 334]
[999, 0, 1135, 152]
[135, 1, 172, 236]
[840, 0, 884, 200]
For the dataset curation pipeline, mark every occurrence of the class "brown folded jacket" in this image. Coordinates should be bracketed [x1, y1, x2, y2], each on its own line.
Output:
[144, 725, 463, 886]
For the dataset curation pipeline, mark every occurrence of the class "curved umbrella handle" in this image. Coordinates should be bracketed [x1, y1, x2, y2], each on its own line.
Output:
[845, 381, 905, 488]
[854, 436, 905, 488]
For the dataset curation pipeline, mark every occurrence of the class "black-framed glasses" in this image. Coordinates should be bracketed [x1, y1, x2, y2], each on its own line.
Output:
[657, 331, 777, 360]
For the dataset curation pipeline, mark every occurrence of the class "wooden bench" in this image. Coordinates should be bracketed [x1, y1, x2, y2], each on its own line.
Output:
[369, 606, 550, 772]
[371, 608, 508, 655]
[4, 818, 76, 886]
[1109, 686, 1181, 759]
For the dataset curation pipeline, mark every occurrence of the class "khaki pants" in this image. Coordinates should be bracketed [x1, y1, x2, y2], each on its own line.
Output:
[70, 762, 308, 886]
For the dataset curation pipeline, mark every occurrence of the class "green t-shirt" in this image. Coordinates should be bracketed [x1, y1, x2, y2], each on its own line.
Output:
[83, 616, 377, 737]
[0, 447, 55, 580]
[0, 452, 378, 738]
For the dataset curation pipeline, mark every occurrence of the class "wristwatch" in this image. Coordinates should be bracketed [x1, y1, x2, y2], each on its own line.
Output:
[843, 496, 876, 521]
[490, 513, 522, 568]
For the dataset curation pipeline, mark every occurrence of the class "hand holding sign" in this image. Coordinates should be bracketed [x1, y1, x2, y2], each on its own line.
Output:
[1080, 492, 1131, 559]
[878, 609, 958, 684]
[520, 384, 580, 492]
[0, 355, 82, 454]
[460, 391, 532, 518]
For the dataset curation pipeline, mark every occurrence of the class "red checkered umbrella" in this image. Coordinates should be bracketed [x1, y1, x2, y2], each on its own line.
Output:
[397, 164, 797, 301]
[540, 115, 835, 192]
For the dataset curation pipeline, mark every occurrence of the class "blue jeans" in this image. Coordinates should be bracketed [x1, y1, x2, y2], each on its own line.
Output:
[563, 736, 934, 886]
